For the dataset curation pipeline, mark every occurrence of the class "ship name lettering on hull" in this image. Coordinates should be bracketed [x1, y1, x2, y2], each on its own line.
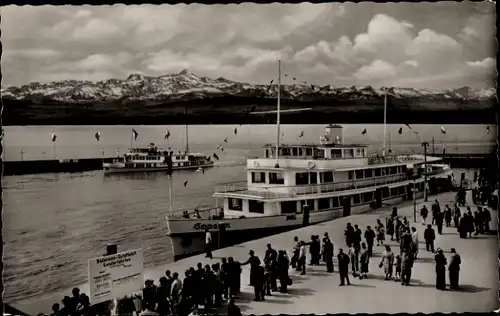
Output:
[193, 223, 231, 231]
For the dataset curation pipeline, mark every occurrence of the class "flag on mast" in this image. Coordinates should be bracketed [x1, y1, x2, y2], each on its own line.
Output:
[95, 131, 101, 142]
[51, 132, 57, 142]
[164, 129, 171, 140]
[398, 127, 403, 134]
[132, 129, 139, 141]
[440, 126, 447, 134]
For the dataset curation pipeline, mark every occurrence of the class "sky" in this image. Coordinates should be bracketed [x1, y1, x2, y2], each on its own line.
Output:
[1, 2, 497, 89]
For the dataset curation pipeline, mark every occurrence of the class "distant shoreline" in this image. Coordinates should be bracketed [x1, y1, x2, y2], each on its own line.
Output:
[3, 101, 496, 125]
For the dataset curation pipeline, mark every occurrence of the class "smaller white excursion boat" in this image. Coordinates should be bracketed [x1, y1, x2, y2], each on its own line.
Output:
[103, 143, 213, 174]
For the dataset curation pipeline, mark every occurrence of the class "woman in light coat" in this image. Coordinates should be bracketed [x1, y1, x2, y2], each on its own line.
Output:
[380, 245, 394, 280]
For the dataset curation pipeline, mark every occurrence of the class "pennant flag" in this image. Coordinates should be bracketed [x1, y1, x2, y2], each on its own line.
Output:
[361, 129, 367, 136]
[183, 180, 188, 187]
[165, 154, 173, 176]
[132, 129, 139, 141]
[212, 153, 220, 160]
[217, 145, 223, 150]
[440, 126, 446, 134]
[404, 123, 412, 130]
[51, 132, 57, 142]
[95, 131, 101, 142]
[299, 131, 304, 138]
[398, 127, 403, 135]
[270, 80, 274, 85]
[234, 128, 238, 135]
[164, 129, 171, 140]
[486, 126, 491, 134]
[224, 137, 228, 143]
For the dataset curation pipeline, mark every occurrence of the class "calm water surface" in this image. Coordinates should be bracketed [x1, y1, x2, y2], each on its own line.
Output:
[3, 124, 495, 302]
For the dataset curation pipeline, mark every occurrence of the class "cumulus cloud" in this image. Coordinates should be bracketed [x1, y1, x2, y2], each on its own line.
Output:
[1, 3, 496, 89]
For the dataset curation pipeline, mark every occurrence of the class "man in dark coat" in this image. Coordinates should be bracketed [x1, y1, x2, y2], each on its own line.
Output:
[323, 238, 335, 273]
[401, 251, 413, 286]
[395, 218, 403, 242]
[400, 227, 412, 255]
[226, 257, 240, 297]
[483, 208, 492, 233]
[448, 248, 461, 289]
[458, 214, 468, 238]
[473, 209, 483, 235]
[364, 226, 376, 257]
[444, 205, 452, 227]
[432, 199, 441, 225]
[434, 248, 447, 290]
[337, 248, 351, 286]
[435, 210, 444, 235]
[353, 224, 362, 249]
[345, 223, 354, 247]
[242, 250, 261, 287]
[424, 224, 436, 252]
[277, 250, 290, 293]
[264, 244, 278, 291]
[453, 204, 461, 229]
[387, 216, 395, 240]
[322, 233, 330, 262]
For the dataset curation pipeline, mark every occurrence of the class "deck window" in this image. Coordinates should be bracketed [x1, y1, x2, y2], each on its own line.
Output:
[310, 172, 318, 184]
[332, 197, 340, 208]
[321, 171, 334, 183]
[229, 198, 243, 211]
[269, 172, 285, 185]
[374, 168, 381, 177]
[251, 172, 266, 184]
[402, 165, 407, 173]
[364, 169, 373, 178]
[292, 147, 298, 156]
[280, 201, 297, 214]
[352, 194, 361, 205]
[299, 148, 304, 156]
[348, 171, 354, 180]
[296, 172, 309, 185]
[300, 200, 315, 211]
[282, 147, 291, 156]
[265, 149, 270, 158]
[248, 200, 264, 214]
[382, 187, 390, 198]
[331, 149, 342, 159]
[306, 148, 313, 156]
[315, 148, 325, 159]
[344, 149, 354, 158]
[362, 192, 373, 203]
[318, 198, 331, 210]
[390, 167, 398, 175]
[390, 187, 399, 196]
[400, 186, 406, 195]
[355, 170, 364, 179]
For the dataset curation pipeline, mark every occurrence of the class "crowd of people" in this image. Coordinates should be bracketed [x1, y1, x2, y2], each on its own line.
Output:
[41, 180, 494, 316]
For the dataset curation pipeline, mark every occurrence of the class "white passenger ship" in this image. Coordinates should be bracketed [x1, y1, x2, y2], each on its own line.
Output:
[165, 60, 453, 260]
[166, 124, 453, 260]
[103, 143, 214, 174]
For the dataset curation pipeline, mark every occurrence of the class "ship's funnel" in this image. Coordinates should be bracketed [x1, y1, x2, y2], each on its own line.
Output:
[323, 124, 343, 145]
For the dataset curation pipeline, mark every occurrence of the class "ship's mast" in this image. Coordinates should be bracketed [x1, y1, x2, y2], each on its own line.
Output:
[382, 87, 387, 157]
[275, 60, 281, 168]
[185, 107, 189, 153]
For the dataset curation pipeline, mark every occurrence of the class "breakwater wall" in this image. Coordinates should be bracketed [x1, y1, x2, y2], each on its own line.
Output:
[1, 153, 493, 177]
[2, 157, 115, 176]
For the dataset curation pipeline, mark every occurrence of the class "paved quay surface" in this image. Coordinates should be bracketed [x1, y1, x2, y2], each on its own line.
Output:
[12, 191, 498, 314]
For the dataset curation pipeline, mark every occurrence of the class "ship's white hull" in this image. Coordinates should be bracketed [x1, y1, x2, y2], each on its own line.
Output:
[103, 162, 214, 174]
[166, 198, 401, 261]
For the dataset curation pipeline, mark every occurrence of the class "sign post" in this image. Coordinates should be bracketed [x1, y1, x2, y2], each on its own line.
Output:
[88, 248, 144, 305]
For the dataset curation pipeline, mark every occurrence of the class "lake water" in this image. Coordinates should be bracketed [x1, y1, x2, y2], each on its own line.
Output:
[2, 124, 495, 303]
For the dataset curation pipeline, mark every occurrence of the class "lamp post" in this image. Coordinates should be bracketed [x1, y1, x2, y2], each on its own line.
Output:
[422, 141, 429, 202]
[413, 179, 417, 223]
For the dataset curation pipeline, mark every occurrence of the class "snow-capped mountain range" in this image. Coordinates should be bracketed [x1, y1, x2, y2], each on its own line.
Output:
[1, 69, 496, 104]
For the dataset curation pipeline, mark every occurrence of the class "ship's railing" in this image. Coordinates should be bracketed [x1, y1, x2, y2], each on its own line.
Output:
[214, 174, 411, 200]
[367, 154, 419, 165]
[167, 206, 224, 219]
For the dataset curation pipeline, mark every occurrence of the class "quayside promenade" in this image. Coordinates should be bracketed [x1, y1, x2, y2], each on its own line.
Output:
[11, 191, 498, 315]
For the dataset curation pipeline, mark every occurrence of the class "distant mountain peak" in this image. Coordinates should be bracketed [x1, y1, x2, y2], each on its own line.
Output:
[1, 70, 496, 105]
